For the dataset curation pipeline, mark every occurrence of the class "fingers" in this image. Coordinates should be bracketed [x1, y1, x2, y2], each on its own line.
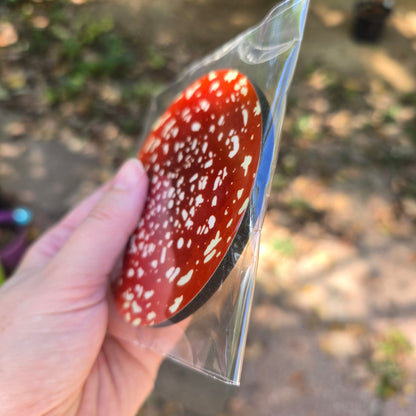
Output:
[18, 183, 110, 273]
[44, 159, 148, 295]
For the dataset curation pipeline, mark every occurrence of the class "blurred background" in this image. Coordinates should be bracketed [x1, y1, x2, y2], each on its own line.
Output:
[1, 0, 415, 415]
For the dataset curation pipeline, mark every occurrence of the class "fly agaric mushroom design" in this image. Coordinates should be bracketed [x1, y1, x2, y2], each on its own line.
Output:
[114, 69, 267, 326]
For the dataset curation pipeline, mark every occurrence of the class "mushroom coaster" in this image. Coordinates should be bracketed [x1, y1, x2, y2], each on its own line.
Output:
[114, 69, 270, 327]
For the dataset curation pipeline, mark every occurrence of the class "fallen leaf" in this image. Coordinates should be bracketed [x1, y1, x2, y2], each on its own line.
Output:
[31, 16, 50, 29]
[0, 22, 18, 47]
[4, 70, 27, 90]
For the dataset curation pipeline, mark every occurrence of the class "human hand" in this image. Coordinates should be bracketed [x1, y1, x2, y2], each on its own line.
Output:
[0, 159, 164, 416]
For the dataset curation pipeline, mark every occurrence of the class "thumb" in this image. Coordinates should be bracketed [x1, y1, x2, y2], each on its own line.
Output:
[44, 158, 148, 295]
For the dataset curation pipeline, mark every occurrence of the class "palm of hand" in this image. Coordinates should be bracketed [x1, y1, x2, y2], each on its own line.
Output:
[0, 272, 161, 416]
[0, 161, 171, 416]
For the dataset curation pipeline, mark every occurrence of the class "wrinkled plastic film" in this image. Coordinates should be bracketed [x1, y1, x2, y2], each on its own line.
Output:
[111, 0, 309, 385]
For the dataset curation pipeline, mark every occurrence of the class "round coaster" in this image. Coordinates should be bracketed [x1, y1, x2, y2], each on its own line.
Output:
[114, 69, 269, 326]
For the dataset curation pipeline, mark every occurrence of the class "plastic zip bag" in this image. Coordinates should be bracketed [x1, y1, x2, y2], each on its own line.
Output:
[110, 0, 309, 385]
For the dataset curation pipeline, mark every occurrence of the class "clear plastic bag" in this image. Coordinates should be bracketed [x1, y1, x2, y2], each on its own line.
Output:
[110, 0, 309, 385]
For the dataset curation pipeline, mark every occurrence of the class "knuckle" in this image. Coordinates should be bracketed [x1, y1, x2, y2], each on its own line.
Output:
[89, 204, 117, 225]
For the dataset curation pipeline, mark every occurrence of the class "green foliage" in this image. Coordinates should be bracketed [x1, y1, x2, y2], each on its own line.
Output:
[125, 79, 165, 102]
[371, 329, 413, 400]
[383, 105, 401, 123]
[147, 48, 167, 70]
[0, 263, 5, 287]
[293, 114, 312, 135]
[288, 198, 314, 213]
[281, 154, 298, 175]
[119, 118, 142, 135]
[6, 1, 138, 105]
[377, 330, 413, 361]
[271, 173, 288, 190]
[272, 237, 296, 257]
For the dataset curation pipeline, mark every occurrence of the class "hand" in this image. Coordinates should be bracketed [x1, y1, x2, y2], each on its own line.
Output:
[0, 159, 163, 416]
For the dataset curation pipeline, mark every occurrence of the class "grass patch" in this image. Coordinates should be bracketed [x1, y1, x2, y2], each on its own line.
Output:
[371, 329, 413, 400]
[272, 237, 296, 257]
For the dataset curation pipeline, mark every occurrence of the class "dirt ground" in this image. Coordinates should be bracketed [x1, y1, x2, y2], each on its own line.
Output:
[1, 0, 416, 415]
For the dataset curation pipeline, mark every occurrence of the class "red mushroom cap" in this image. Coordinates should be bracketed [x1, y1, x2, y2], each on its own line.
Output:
[114, 69, 263, 326]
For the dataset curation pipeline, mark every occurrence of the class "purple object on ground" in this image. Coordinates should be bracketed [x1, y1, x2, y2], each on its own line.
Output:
[0, 208, 32, 274]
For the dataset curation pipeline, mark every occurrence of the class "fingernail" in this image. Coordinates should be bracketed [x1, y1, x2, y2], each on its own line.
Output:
[112, 159, 146, 190]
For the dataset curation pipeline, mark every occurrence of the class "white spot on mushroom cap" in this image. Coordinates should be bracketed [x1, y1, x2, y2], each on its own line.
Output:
[209, 80, 220, 92]
[204, 159, 213, 169]
[213, 176, 222, 191]
[185, 217, 194, 229]
[198, 176, 208, 190]
[162, 118, 176, 138]
[171, 126, 179, 138]
[169, 295, 184, 313]
[204, 249, 216, 263]
[224, 70, 239, 82]
[204, 230, 222, 256]
[191, 122, 201, 132]
[166, 266, 181, 283]
[228, 135, 240, 158]
[147, 311, 156, 321]
[132, 300, 142, 314]
[254, 100, 261, 116]
[208, 71, 217, 81]
[195, 194, 204, 206]
[185, 82, 201, 100]
[199, 99, 210, 111]
[177, 269, 193, 286]
[242, 108, 248, 126]
[144, 290, 154, 300]
[241, 155, 252, 176]
[160, 247, 167, 264]
[134, 284, 143, 297]
[166, 266, 174, 279]
[123, 291, 134, 301]
[208, 215, 216, 229]
[238, 197, 250, 215]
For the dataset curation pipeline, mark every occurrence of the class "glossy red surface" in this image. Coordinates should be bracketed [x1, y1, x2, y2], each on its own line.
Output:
[114, 69, 262, 326]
